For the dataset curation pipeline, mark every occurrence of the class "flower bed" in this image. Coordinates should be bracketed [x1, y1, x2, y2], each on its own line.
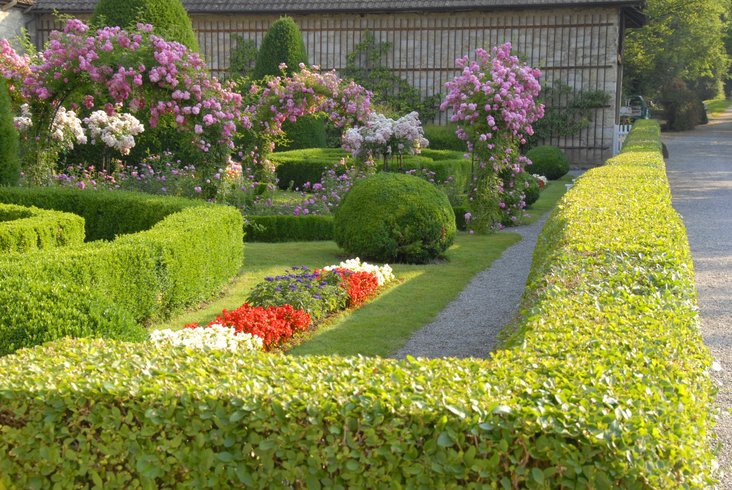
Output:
[154, 258, 395, 352]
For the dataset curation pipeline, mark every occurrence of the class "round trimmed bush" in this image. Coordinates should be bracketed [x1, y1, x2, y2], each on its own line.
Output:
[334, 173, 456, 263]
[526, 145, 570, 180]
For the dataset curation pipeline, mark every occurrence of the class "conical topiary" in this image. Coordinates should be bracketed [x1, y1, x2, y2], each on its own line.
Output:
[252, 17, 325, 150]
[91, 0, 199, 51]
[0, 78, 20, 186]
[251, 16, 308, 79]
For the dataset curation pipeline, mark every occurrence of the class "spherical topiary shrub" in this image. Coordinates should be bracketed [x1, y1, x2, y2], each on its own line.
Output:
[334, 173, 456, 264]
[526, 145, 570, 180]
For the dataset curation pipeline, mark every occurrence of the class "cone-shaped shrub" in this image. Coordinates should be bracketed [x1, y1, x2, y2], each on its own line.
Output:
[91, 0, 199, 51]
[252, 16, 308, 79]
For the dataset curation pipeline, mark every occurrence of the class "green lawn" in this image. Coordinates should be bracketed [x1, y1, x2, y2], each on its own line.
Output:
[704, 96, 732, 117]
[152, 176, 570, 355]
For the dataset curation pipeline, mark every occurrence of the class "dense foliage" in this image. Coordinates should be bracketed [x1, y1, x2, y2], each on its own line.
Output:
[334, 172, 456, 263]
[244, 215, 334, 242]
[0, 188, 243, 355]
[0, 203, 85, 253]
[525, 145, 569, 180]
[0, 78, 19, 186]
[91, 0, 199, 51]
[624, 0, 729, 128]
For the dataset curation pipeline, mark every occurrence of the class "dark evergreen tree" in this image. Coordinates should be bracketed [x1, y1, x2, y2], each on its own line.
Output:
[0, 78, 20, 186]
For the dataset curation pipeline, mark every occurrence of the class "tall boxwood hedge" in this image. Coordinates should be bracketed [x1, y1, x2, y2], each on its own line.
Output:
[0, 121, 717, 487]
[0, 203, 85, 253]
[0, 77, 20, 186]
[0, 188, 244, 355]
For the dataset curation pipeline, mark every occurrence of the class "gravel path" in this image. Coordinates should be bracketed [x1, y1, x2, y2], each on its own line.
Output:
[665, 108, 732, 488]
[392, 211, 552, 359]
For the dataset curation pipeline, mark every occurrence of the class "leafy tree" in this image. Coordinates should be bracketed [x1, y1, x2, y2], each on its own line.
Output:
[0, 78, 20, 186]
[251, 17, 308, 79]
[341, 32, 441, 121]
[91, 0, 199, 51]
[624, 0, 729, 100]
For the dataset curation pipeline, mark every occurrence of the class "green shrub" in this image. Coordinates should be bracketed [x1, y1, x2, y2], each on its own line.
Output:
[0, 78, 20, 186]
[0, 203, 85, 253]
[423, 124, 465, 151]
[91, 0, 199, 50]
[0, 122, 715, 487]
[245, 215, 333, 242]
[0, 280, 145, 357]
[0, 189, 243, 355]
[517, 172, 541, 206]
[0, 187, 199, 241]
[251, 16, 307, 80]
[278, 116, 327, 151]
[453, 205, 469, 230]
[525, 145, 570, 180]
[334, 173, 455, 263]
[659, 78, 705, 131]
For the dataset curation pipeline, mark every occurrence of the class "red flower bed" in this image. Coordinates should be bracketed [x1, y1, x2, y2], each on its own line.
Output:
[188, 304, 311, 351]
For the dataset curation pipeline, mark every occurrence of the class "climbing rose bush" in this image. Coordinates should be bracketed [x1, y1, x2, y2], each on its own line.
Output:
[441, 43, 544, 230]
[0, 19, 245, 187]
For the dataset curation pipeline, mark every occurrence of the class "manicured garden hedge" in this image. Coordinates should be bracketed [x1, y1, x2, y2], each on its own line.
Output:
[245, 215, 334, 242]
[0, 189, 244, 355]
[0, 121, 717, 486]
[0, 203, 85, 253]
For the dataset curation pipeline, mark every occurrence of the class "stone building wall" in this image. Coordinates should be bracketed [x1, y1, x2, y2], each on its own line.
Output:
[34, 7, 625, 164]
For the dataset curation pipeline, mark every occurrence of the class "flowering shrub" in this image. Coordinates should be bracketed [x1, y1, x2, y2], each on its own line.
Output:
[293, 158, 375, 216]
[149, 324, 263, 352]
[342, 111, 429, 169]
[237, 64, 372, 184]
[441, 43, 544, 230]
[246, 266, 349, 320]
[0, 19, 244, 188]
[84, 111, 145, 155]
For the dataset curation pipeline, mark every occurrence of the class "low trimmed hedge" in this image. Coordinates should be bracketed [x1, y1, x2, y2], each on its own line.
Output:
[0, 203, 85, 253]
[0, 188, 244, 355]
[270, 148, 471, 192]
[0, 187, 202, 241]
[245, 215, 334, 242]
[0, 121, 717, 486]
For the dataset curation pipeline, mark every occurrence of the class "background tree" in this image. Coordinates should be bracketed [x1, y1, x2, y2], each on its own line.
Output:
[624, 0, 729, 128]
[252, 17, 325, 150]
[0, 78, 20, 186]
[91, 0, 199, 51]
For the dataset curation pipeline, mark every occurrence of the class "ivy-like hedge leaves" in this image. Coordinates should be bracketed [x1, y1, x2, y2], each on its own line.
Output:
[0, 121, 717, 486]
[0, 203, 85, 253]
[0, 189, 244, 355]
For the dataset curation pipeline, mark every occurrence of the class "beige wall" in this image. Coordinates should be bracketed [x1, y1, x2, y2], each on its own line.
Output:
[35, 7, 625, 164]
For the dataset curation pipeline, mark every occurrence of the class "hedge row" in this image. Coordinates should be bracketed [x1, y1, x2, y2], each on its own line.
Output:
[270, 148, 472, 192]
[0, 187, 200, 241]
[245, 215, 334, 242]
[0, 121, 717, 487]
[0, 203, 85, 253]
[0, 189, 244, 355]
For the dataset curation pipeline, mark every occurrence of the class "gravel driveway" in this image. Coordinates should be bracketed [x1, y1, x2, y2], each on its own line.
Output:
[665, 108, 732, 488]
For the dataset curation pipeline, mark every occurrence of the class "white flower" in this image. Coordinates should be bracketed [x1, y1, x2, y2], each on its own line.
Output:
[50, 106, 86, 149]
[149, 324, 263, 352]
[84, 110, 144, 155]
[341, 111, 429, 160]
[13, 104, 33, 131]
[323, 257, 395, 286]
